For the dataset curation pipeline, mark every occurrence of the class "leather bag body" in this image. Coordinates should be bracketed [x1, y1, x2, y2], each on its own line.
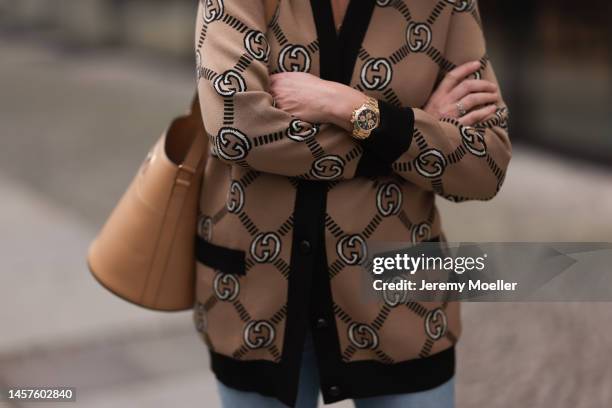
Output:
[87, 97, 208, 311]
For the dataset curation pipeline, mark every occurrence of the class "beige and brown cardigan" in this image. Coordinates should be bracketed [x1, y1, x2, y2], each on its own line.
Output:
[193, 0, 511, 405]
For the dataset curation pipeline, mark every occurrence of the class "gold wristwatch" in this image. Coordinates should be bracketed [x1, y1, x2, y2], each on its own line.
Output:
[350, 96, 380, 140]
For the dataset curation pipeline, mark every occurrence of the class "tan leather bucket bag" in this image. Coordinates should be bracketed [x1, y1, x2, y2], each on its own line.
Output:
[86, 0, 279, 312]
[87, 96, 208, 311]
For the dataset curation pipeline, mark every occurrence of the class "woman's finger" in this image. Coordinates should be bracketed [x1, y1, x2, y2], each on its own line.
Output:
[449, 79, 497, 103]
[458, 92, 500, 112]
[458, 104, 498, 126]
[437, 61, 481, 94]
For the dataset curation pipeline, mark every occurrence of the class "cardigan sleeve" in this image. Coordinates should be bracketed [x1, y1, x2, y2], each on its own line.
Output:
[358, 1, 512, 201]
[195, 0, 376, 180]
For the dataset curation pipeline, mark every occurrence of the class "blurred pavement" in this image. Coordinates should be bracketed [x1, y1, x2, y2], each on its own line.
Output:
[1, 37, 611, 407]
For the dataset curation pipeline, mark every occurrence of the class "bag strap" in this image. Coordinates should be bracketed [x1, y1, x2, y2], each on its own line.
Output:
[178, 94, 207, 181]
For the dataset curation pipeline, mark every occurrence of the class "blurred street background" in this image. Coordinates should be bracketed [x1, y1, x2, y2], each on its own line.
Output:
[1, 1, 611, 407]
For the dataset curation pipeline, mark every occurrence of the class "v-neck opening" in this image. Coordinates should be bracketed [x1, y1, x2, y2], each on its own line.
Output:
[331, 0, 351, 36]
[310, 0, 376, 84]
[336, 0, 362, 47]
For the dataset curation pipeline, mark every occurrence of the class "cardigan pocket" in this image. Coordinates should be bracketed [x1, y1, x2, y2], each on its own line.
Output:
[195, 235, 246, 276]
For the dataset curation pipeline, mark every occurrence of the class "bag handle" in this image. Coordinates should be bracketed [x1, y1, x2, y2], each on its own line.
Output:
[177, 94, 207, 185]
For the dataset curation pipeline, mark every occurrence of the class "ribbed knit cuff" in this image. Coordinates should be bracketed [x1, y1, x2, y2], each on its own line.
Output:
[357, 100, 415, 166]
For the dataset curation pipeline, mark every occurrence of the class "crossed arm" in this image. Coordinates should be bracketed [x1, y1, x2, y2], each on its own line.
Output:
[270, 61, 500, 133]
[196, 0, 511, 201]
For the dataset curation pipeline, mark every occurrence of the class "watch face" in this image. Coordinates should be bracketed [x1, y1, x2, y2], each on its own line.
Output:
[357, 108, 378, 132]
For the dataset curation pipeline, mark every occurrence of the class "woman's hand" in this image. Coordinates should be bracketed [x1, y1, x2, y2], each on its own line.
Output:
[424, 61, 500, 126]
[269, 72, 365, 131]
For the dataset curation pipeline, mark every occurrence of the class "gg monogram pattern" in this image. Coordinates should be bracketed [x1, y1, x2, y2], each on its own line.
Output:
[193, 0, 510, 404]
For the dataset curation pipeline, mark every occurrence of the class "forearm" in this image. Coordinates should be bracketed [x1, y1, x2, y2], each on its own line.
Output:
[321, 81, 369, 131]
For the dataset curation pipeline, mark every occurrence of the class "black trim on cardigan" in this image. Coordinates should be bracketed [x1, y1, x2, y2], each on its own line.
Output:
[309, 219, 347, 403]
[358, 100, 415, 167]
[312, 0, 339, 80]
[310, 0, 375, 81]
[337, 0, 377, 85]
[195, 236, 246, 275]
[277, 179, 327, 407]
[209, 338, 454, 405]
[210, 350, 282, 399]
[326, 346, 455, 403]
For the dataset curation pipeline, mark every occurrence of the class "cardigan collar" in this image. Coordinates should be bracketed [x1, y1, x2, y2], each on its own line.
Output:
[310, 0, 376, 84]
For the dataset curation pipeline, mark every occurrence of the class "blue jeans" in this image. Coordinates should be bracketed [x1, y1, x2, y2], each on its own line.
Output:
[216, 331, 455, 408]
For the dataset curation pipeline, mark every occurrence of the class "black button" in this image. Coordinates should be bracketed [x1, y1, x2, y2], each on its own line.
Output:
[316, 318, 328, 329]
[299, 239, 312, 255]
[328, 385, 341, 397]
